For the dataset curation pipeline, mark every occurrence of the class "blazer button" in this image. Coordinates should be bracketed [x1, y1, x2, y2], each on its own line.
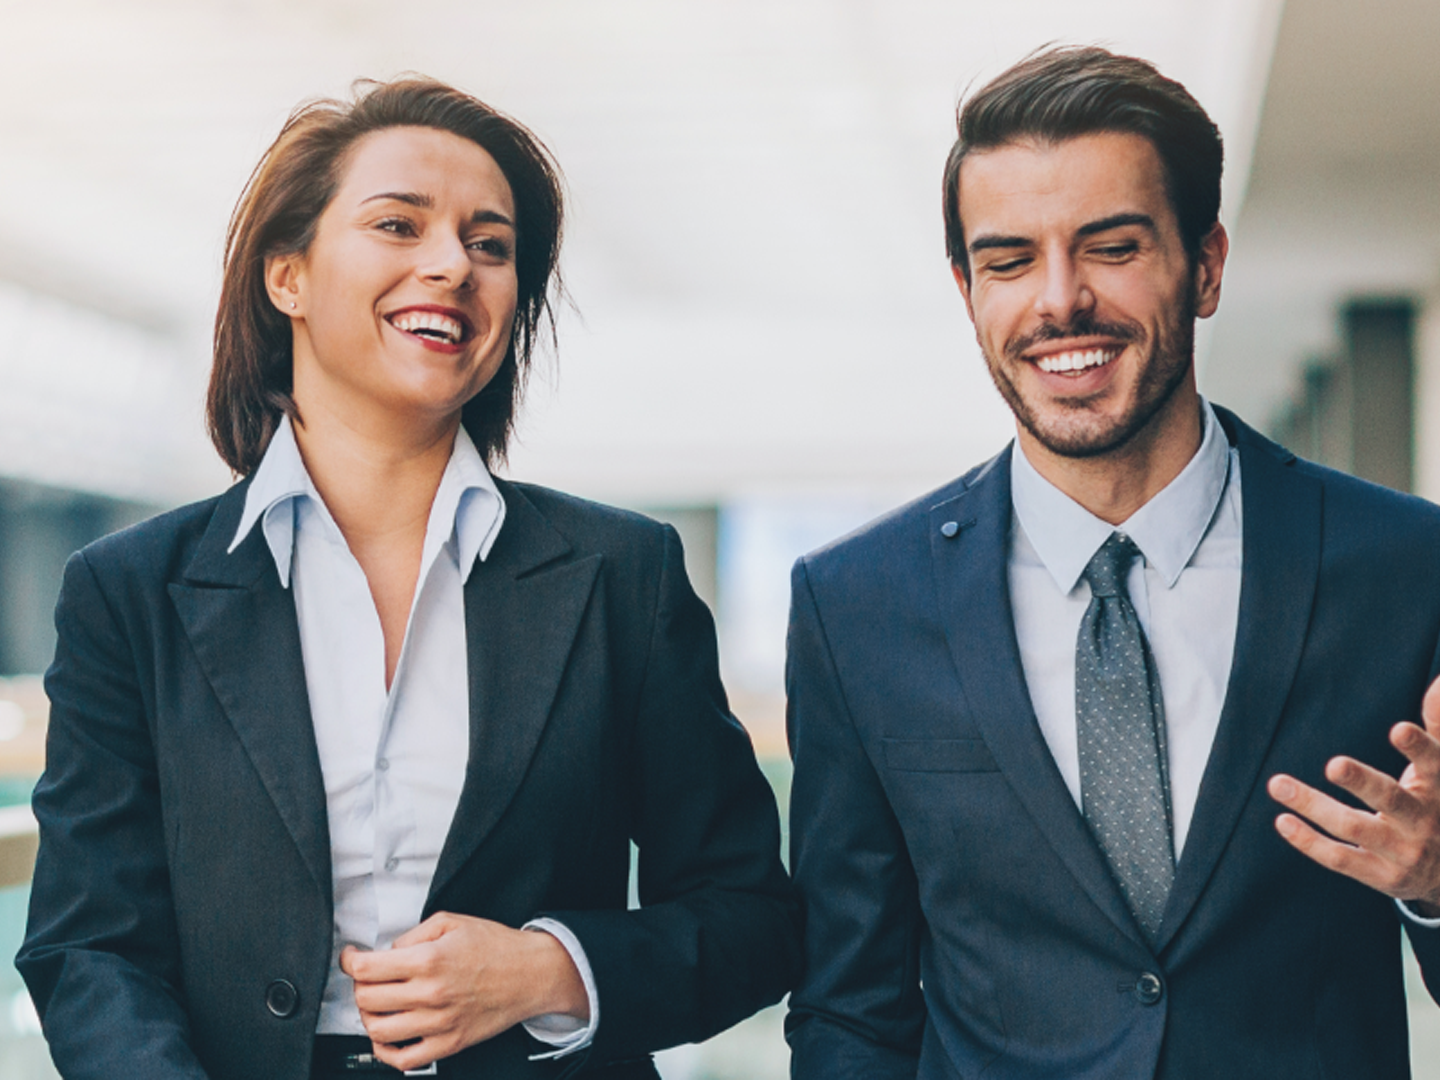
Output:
[265, 979, 299, 1018]
[1135, 972, 1164, 1006]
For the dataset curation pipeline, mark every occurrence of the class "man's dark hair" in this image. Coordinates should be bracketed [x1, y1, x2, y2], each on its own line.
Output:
[942, 46, 1223, 281]
[208, 77, 564, 476]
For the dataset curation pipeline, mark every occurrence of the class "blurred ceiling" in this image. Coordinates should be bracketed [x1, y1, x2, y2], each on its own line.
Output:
[0, 0, 1282, 505]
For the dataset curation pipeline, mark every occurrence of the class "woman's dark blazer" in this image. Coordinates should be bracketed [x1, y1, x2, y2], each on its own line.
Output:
[17, 475, 800, 1080]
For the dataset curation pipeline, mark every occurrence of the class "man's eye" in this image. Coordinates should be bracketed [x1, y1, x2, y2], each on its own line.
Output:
[985, 257, 1029, 274]
[1092, 242, 1138, 259]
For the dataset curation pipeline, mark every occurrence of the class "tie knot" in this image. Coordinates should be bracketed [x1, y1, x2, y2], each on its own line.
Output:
[1083, 532, 1140, 598]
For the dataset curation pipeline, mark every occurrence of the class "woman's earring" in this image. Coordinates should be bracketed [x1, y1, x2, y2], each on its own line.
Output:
[290, 300, 297, 310]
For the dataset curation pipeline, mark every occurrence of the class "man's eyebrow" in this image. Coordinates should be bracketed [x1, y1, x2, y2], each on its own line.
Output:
[1077, 213, 1155, 237]
[968, 233, 1032, 255]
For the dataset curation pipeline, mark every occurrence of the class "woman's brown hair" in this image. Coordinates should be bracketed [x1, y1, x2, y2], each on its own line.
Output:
[208, 78, 564, 475]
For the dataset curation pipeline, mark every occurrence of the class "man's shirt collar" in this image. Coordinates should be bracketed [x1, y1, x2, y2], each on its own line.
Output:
[1010, 398, 1233, 594]
[228, 414, 506, 587]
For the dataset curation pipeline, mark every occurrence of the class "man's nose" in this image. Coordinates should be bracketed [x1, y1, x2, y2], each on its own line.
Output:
[1033, 253, 1094, 325]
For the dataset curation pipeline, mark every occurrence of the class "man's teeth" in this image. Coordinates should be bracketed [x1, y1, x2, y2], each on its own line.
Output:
[390, 311, 463, 343]
[1035, 348, 1117, 374]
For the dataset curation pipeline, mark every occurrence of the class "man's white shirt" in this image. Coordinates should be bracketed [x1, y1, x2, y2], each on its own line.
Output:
[1006, 398, 1440, 927]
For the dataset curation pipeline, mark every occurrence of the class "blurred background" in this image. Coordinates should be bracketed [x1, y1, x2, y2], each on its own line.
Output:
[1, 0, 1439, 1076]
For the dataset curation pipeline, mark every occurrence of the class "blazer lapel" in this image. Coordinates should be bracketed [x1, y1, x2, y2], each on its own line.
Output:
[1156, 417, 1321, 954]
[932, 448, 1144, 947]
[167, 481, 332, 895]
[428, 483, 602, 904]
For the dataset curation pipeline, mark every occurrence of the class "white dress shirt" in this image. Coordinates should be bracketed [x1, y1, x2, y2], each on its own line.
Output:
[1007, 400, 1440, 927]
[1008, 399, 1240, 856]
[229, 416, 599, 1053]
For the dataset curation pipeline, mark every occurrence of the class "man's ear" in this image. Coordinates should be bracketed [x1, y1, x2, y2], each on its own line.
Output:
[951, 262, 976, 322]
[264, 253, 304, 317]
[1192, 223, 1228, 320]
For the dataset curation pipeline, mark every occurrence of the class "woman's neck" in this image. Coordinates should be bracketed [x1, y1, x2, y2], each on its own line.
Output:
[289, 395, 460, 689]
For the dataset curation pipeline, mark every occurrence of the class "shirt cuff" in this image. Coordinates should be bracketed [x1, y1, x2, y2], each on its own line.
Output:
[520, 918, 599, 1059]
[1396, 898, 1440, 928]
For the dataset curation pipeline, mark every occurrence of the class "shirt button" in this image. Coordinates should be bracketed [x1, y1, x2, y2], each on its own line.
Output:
[376, 758, 390, 772]
[384, 856, 399, 873]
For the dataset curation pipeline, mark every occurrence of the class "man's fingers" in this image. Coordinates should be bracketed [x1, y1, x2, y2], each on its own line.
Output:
[1392, 721, 1440, 781]
[1421, 675, 1440, 736]
[1273, 812, 1391, 888]
[1323, 756, 1424, 820]
[1268, 773, 1399, 850]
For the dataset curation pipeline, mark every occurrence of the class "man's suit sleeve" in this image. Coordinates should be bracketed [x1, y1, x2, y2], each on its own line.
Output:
[546, 525, 802, 1062]
[1402, 628, 1440, 999]
[785, 557, 925, 1080]
[16, 551, 209, 1080]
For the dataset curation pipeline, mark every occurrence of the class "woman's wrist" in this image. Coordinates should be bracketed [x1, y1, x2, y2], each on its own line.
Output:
[525, 928, 590, 1022]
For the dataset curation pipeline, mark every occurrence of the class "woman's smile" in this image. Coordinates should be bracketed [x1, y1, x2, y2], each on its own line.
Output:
[271, 124, 520, 431]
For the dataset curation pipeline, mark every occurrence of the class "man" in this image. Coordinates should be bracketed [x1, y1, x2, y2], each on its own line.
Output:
[786, 47, 1440, 1079]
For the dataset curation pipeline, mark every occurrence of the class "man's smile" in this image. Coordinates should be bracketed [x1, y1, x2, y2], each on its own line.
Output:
[1031, 346, 1122, 375]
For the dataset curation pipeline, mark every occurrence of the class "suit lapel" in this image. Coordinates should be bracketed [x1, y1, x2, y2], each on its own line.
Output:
[1156, 417, 1321, 953]
[932, 448, 1144, 946]
[428, 483, 601, 904]
[167, 481, 332, 895]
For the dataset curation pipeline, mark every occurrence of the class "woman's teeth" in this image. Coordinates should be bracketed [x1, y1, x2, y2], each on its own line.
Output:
[1035, 348, 1117, 374]
[390, 311, 463, 343]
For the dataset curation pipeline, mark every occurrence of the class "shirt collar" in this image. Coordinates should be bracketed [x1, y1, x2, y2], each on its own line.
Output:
[229, 415, 506, 588]
[1010, 398, 1233, 594]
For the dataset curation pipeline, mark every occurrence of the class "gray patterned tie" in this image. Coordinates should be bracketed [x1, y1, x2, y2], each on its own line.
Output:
[1076, 531, 1175, 945]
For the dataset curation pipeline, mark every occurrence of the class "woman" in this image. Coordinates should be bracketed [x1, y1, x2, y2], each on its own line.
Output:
[18, 79, 799, 1080]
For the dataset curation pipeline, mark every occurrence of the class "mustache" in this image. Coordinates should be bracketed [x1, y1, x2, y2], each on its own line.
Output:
[1004, 315, 1141, 361]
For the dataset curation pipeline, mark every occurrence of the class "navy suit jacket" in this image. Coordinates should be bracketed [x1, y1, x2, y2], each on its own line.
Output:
[18, 477, 799, 1080]
[786, 409, 1440, 1079]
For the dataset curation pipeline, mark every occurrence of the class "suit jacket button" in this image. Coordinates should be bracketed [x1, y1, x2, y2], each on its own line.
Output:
[940, 520, 961, 538]
[265, 979, 299, 1018]
[1135, 972, 1164, 1006]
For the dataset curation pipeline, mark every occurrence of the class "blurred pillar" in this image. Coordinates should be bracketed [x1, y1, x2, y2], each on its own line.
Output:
[640, 506, 719, 615]
[1414, 289, 1440, 503]
[0, 481, 153, 675]
[1345, 298, 1416, 493]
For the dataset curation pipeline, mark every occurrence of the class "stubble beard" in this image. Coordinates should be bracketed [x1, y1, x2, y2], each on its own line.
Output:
[981, 298, 1197, 460]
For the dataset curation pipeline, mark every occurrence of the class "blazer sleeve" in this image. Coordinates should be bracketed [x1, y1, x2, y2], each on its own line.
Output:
[1402, 629, 1440, 997]
[16, 550, 210, 1080]
[784, 556, 925, 1080]
[546, 525, 801, 1062]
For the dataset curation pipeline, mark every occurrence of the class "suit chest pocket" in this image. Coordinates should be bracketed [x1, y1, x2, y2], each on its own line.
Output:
[882, 737, 998, 773]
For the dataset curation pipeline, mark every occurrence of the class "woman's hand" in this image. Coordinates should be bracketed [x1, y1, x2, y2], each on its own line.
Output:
[341, 912, 589, 1072]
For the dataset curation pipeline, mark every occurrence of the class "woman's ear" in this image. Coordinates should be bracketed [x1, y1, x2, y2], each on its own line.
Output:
[264, 253, 304, 316]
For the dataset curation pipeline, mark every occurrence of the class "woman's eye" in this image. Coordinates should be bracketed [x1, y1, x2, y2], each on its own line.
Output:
[467, 236, 513, 260]
[376, 217, 417, 237]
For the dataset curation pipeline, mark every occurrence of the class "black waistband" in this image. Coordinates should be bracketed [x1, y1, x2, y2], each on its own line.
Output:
[311, 1036, 438, 1077]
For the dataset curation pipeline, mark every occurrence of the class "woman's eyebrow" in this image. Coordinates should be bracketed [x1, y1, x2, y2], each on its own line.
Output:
[361, 190, 433, 208]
